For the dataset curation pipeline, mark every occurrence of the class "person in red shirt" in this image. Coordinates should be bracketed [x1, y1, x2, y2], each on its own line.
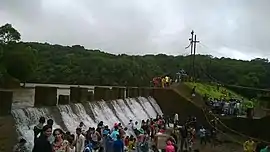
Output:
[124, 136, 129, 146]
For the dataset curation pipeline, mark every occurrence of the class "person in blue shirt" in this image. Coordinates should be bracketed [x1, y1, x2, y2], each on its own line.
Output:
[110, 126, 119, 141]
[113, 135, 124, 152]
[103, 128, 110, 136]
[260, 145, 270, 152]
[104, 134, 114, 152]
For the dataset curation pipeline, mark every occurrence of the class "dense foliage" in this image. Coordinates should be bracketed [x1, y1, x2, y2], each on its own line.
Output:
[1, 23, 270, 88]
[25, 42, 270, 88]
[0, 24, 36, 86]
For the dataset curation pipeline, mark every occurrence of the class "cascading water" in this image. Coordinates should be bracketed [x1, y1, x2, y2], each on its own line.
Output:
[11, 96, 163, 151]
[11, 107, 62, 150]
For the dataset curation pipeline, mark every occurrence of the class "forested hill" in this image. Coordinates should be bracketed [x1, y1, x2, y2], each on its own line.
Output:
[24, 42, 269, 88]
[0, 23, 270, 88]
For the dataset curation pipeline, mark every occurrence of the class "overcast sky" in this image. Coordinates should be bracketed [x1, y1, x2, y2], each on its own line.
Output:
[0, 0, 269, 60]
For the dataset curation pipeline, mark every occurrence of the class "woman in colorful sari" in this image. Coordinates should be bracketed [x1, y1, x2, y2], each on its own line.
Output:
[52, 128, 69, 152]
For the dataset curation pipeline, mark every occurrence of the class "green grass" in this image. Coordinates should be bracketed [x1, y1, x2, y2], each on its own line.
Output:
[185, 82, 248, 101]
[184, 82, 265, 117]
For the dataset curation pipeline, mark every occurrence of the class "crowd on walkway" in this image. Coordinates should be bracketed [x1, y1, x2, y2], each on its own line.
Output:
[13, 114, 219, 152]
[152, 76, 172, 88]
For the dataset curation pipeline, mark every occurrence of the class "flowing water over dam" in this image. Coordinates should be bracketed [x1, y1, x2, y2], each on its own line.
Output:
[10, 87, 163, 150]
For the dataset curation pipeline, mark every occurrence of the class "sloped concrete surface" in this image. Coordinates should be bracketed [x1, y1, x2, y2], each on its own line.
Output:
[0, 116, 17, 152]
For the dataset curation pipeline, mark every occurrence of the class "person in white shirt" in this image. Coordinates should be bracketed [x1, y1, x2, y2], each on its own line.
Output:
[134, 121, 140, 130]
[199, 126, 206, 145]
[77, 122, 87, 135]
[236, 102, 241, 115]
[224, 102, 230, 114]
[174, 113, 179, 124]
[128, 120, 134, 129]
[78, 122, 84, 129]
[67, 134, 76, 152]
[75, 128, 85, 152]
[133, 121, 140, 136]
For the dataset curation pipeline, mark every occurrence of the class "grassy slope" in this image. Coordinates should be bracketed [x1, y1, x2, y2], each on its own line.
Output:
[185, 82, 249, 101]
[184, 82, 267, 118]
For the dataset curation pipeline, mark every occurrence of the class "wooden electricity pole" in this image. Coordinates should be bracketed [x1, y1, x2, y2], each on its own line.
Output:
[186, 30, 194, 77]
[192, 35, 200, 81]
[186, 30, 200, 81]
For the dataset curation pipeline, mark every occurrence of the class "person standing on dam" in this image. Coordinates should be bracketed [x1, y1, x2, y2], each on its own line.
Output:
[191, 86, 196, 98]
[174, 114, 179, 124]
[165, 140, 175, 152]
[113, 135, 124, 152]
[243, 138, 255, 152]
[32, 125, 53, 152]
[179, 125, 189, 151]
[46, 119, 55, 144]
[33, 117, 46, 143]
[75, 128, 85, 152]
[78, 122, 87, 135]
[52, 128, 69, 152]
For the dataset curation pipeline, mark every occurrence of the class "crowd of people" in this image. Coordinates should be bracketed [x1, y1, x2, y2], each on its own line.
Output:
[169, 115, 218, 152]
[189, 84, 254, 117]
[151, 76, 172, 88]
[13, 114, 217, 152]
[205, 97, 245, 116]
[12, 113, 270, 152]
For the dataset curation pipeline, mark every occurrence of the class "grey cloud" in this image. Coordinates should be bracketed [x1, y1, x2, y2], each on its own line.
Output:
[0, 0, 43, 22]
[0, 0, 269, 60]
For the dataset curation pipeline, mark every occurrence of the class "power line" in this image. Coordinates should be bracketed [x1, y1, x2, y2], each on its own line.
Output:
[191, 41, 270, 93]
[197, 53, 270, 92]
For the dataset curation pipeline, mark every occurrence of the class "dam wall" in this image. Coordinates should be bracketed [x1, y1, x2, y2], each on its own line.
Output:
[221, 116, 270, 142]
[1, 84, 210, 151]
[150, 88, 209, 126]
[0, 116, 17, 152]
[12, 96, 163, 151]
[0, 91, 13, 116]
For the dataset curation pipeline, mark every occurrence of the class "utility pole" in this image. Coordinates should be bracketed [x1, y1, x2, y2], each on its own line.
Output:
[185, 30, 194, 78]
[192, 35, 200, 81]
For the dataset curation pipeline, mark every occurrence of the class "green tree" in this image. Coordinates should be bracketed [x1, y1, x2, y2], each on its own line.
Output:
[0, 23, 36, 86]
[2, 44, 37, 84]
[0, 23, 21, 44]
[23, 42, 270, 88]
[1, 24, 270, 90]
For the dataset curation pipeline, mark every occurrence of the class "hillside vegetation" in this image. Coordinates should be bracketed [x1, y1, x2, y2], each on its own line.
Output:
[1, 23, 270, 89]
[185, 82, 247, 100]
